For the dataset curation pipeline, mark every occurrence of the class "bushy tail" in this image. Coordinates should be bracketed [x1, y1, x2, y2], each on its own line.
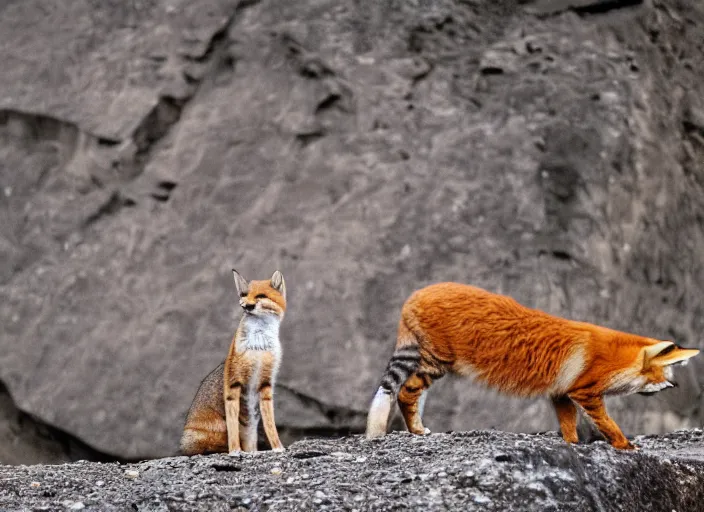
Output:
[365, 344, 421, 438]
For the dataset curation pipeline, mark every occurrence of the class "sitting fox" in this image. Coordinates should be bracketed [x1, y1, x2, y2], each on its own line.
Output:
[180, 269, 287, 455]
[366, 282, 699, 450]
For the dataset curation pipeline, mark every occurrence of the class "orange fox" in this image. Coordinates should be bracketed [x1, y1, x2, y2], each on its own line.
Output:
[180, 269, 287, 455]
[366, 282, 700, 450]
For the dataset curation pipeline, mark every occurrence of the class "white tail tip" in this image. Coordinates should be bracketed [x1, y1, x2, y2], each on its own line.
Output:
[366, 388, 392, 439]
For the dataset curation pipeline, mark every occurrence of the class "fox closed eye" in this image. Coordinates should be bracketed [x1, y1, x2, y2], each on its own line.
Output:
[255, 294, 267, 299]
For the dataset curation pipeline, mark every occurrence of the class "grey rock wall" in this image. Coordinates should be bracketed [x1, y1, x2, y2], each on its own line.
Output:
[1, 0, 704, 461]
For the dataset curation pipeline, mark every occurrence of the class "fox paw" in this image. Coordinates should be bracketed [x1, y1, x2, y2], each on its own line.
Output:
[228, 450, 241, 456]
[423, 427, 431, 435]
[615, 441, 639, 451]
[272, 446, 286, 453]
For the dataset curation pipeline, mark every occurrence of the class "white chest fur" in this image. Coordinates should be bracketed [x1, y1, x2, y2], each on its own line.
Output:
[237, 315, 282, 354]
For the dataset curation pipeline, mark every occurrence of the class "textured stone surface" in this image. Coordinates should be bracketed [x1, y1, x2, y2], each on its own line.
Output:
[2, 430, 704, 511]
[1, 0, 704, 462]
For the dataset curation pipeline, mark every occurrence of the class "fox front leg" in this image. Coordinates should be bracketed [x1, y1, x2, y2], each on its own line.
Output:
[258, 354, 284, 451]
[570, 393, 636, 450]
[225, 382, 242, 453]
[551, 395, 579, 444]
[259, 384, 284, 451]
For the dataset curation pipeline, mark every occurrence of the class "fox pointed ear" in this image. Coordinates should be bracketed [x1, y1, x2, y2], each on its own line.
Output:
[270, 270, 286, 299]
[647, 341, 700, 367]
[643, 341, 675, 368]
[232, 269, 249, 296]
[643, 341, 675, 363]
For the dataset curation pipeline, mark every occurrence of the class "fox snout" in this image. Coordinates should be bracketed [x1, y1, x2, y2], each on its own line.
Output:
[242, 302, 256, 312]
[638, 380, 676, 396]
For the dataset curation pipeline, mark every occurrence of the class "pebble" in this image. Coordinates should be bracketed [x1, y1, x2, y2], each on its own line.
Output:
[271, 467, 283, 475]
[472, 493, 492, 504]
[124, 470, 139, 479]
[30, 482, 40, 488]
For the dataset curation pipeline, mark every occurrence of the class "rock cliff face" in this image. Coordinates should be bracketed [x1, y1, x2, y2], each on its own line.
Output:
[1, 0, 704, 462]
[2, 431, 704, 511]
[0, 381, 128, 466]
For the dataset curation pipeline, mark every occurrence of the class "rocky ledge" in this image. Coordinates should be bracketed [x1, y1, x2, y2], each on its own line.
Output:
[1, 430, 703, 512]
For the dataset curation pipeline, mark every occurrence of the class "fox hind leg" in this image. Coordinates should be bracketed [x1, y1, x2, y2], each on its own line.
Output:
[180, 410, 228, 455]
[551, 395, 579, 444]
[181, 363, 228, 455]
[180, 425, 228, 455]
[366, 344, 421, 438]
[398, 372, 434, 435]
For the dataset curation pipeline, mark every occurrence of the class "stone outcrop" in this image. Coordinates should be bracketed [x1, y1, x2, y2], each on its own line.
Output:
[2, 431, 704, 511]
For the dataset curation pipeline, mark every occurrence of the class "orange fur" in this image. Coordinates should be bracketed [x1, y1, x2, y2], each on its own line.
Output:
[366, 282, 700, 450]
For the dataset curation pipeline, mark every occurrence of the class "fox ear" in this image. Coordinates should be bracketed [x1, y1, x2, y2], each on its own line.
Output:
[232, 269, 249, 296]
[270, 270, 286, 299]
[643, 341, 700, 368]
[643, 341, 675, 363]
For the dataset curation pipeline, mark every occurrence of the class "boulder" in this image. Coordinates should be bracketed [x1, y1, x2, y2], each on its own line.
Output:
[0, 380, 126, 466]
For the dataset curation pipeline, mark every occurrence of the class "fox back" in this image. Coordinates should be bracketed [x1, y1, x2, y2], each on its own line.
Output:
[366, 282, 699, 450]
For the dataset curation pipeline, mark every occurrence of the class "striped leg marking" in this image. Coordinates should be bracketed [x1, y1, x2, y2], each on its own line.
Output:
[366, 345, 421, 438]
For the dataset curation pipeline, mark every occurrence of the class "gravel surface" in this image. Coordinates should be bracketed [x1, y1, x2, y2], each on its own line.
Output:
[2, 429, 703, 511]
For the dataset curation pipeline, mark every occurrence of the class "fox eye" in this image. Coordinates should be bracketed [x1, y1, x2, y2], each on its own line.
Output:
[255, 294, 267, 299]
[239, 292, 247, 298]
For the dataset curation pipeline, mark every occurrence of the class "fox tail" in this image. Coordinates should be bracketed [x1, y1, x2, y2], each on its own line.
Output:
[365, 341, 421, 439]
